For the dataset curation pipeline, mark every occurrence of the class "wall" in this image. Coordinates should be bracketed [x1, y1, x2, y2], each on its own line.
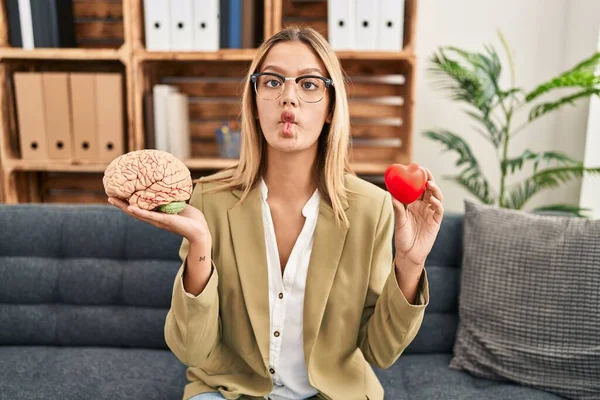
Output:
[413, 0, 600, 214]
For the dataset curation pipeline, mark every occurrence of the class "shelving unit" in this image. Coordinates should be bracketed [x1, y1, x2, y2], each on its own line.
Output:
[0, 0, 418, 204]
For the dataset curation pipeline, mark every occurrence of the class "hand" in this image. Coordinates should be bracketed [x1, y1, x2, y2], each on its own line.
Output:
[108, 197, 212, 246]
[392, 168, 444, 269]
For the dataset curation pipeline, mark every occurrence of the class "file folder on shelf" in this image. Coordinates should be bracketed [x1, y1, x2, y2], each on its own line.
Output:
[355, 0, 379, 50]
[69, 73, 99, 162]
[167, 91, 191, 160]
[153, 84, 177, 152]
[96, 73, 124, 163]
[42, 73, 73, 160]
[328, 0, 355, 50]
[193, 0, 220, 51]
[13, 72, 48, 160]
[170, 0, 194, 51]
[144, 0, 171, 50]
[378, 0, 405, 51]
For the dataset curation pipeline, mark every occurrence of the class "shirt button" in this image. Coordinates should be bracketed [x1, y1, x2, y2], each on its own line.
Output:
[274, 331, 280, 337]
[269, 368, 275, 374]
[278, 292, 283, 299]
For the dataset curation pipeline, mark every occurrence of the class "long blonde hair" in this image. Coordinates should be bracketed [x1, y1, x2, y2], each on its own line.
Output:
[195, 26, 356, 228]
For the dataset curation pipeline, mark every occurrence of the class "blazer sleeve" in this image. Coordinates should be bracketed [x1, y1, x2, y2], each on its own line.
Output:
[164, 182, 221, 366]
[357, 191, 430, 369]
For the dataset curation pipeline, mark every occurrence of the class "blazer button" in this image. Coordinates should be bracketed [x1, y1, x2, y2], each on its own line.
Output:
[269, 368, 275, 374]
[278, 292, 283, 299]
[274, 331, 280, 337]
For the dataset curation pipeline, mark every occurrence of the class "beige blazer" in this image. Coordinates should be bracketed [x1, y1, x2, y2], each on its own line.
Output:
[164, 172, 430, 400]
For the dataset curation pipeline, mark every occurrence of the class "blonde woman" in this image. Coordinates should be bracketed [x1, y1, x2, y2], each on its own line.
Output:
[109, 26, 443, 400]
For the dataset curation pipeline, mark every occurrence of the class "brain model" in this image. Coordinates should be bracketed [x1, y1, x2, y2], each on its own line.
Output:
[103, 149, 193, 214]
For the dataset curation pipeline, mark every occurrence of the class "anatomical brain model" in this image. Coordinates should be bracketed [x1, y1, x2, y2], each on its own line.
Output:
[103, 149, 193, 214]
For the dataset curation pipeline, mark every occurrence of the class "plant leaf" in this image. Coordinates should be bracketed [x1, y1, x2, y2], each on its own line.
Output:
[525, 52, 600, 102]
[505, 165, 600, 209]
[532, 204, 591, 218]
[528, 88, 600, 121]
[502, 150, 582, 175]
[423, 129, 495, 204]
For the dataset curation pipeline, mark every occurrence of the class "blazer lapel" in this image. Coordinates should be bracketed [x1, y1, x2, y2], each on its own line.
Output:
[228, 186, 271, 368]
[303, 197, 349, 368]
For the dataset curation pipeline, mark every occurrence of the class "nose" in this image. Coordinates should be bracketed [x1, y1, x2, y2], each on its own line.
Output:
[279, 79, 298, 107]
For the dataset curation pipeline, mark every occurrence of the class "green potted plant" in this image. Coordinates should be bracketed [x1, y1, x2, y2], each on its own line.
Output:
[424, 33, 600, 217]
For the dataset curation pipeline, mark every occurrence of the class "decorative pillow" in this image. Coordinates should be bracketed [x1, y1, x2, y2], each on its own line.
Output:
[450, 200, 600, 400]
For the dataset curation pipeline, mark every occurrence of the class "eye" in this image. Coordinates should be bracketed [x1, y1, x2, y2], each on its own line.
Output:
[265, 79, 281, 88]
[299, 78, 320, 90]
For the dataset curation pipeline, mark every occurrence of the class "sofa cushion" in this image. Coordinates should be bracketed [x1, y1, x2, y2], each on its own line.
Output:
[450, 200, 600, 399]
[375, 354, 563, 399]
[0, 346, 187, 400]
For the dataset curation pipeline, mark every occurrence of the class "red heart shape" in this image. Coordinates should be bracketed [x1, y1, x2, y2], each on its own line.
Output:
[384, 163, 427, 205]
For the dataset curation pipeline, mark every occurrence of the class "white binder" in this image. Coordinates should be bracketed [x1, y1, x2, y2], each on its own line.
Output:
[327, 0, 354, 50]
[355, 0, 379, 51]
[153, 84, 177, 152]
[170, 0, 194, 51]
[144, 0, 171, 50]
[167, 92, 191, 161]
[192, 0, 220, 51]
[17, 0, 34, 49]
[378, 0, 405, 51]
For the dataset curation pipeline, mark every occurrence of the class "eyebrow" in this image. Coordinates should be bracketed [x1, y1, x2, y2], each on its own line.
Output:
[262, 65, 325, 75]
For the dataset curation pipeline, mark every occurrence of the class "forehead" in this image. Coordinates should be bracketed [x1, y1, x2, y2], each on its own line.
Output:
[259, 41, 327, 75]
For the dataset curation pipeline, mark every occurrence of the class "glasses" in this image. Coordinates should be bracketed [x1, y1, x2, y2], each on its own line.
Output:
[250, 72, 334, 103]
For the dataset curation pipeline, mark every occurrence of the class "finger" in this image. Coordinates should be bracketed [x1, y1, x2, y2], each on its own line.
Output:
[391, 196, 407, 223]
[426, 167, 435, 182]
[429, 195, 444, 224]
[426, 180, 444, 203]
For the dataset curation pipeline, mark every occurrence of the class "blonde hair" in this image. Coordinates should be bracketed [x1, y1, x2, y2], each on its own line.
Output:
[195, 26, 356, 228]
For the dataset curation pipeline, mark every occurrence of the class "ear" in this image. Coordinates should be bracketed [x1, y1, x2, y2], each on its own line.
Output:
[326, 106, 333, 124]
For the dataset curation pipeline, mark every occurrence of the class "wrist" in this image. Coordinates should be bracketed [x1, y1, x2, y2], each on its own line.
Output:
[394, 254, 424, 274]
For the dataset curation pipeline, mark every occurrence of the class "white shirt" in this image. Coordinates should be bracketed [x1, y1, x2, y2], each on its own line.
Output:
[260, 177, 321, 400]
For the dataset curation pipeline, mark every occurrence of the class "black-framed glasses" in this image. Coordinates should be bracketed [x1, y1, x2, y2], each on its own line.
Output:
[250, 72, 334, 103]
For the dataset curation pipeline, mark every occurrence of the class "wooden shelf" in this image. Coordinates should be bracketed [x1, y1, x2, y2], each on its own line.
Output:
[0, 0, 420, 204]
[0, 47, 123, 61]
[5, 159, 109, 173]
[136, 48, 258, 62]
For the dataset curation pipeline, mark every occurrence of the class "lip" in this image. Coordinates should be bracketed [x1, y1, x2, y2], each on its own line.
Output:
[280, 110, 296, 123]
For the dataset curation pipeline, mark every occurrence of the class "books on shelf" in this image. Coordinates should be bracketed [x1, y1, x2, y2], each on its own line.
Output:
[149, 84, 191, 161]
[6, 0, 76, 49]
[13, 72, 124, 163]
[143, 0, 260, 51]
[328, 0, 405, 51]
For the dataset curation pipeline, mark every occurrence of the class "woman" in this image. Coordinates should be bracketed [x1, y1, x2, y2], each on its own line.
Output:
[109, 26, 443, 400]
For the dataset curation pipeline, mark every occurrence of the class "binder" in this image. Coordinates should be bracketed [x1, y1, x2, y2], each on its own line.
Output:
[96, 73, 124, 163]
[378, 0, 405, 51]
[17, 0, 34, 49]
[69, 73, 98, 162]
[355, 0, 379, 50]
[42, 73, 73, 160]
[30, 0, 76, 48]
[13, 73, 48, 160]
[192, 0, 220, 51]
[6, 0, 22, 47]
[242, 0, 255, 48]
[327, 0, 355, 50]
[153, 84, 177, 152]
[170, 0, 194, 51]
[166, 92, 191, 160]
[228, 0, 241, 48]
[144, 0, 171, 50]
[219, 0, 229, 48]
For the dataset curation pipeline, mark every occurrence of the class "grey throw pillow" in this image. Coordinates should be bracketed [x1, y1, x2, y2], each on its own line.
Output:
[450, 200, 600, 400]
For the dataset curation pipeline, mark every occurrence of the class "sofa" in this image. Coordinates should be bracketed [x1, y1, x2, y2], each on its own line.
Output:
[0, 203, 565, 400]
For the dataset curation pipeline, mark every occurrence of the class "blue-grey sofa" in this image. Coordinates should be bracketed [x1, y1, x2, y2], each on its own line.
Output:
[0, 204, 564, 399]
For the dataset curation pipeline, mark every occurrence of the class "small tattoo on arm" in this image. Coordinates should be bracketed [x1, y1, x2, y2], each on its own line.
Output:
[199, 256, 206, 261]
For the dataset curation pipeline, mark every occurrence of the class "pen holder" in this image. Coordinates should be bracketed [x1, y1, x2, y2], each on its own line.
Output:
[216, 124, 241, 159]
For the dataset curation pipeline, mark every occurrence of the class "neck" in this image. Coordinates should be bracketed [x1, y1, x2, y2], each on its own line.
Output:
[263, 145, 318, 202]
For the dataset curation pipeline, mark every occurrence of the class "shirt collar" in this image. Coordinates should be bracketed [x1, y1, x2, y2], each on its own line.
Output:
[260, 177, 320, 218]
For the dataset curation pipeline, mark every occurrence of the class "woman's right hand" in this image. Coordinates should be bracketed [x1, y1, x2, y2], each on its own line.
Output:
[108, 197, 212, 247]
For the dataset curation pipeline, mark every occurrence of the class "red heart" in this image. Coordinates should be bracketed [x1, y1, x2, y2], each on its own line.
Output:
[384, 163, 427, 205]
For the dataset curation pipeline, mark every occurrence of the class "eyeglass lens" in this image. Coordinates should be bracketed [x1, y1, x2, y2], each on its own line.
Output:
[255, 74, 326, 103]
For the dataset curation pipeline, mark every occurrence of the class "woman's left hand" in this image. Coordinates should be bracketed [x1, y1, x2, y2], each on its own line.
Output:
[392, 168, 444, 269]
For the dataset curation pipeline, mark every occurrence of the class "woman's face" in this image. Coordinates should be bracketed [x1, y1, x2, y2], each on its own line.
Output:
[254, 41, 332, 155]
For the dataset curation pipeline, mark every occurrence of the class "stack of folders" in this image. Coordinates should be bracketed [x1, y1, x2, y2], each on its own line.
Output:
[13, 72, 124, 163]
[328, 0, 405, 51]
[147, 85, 191, 161]
[5, 0, 76, 49]
[144, 0, 259, 51]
